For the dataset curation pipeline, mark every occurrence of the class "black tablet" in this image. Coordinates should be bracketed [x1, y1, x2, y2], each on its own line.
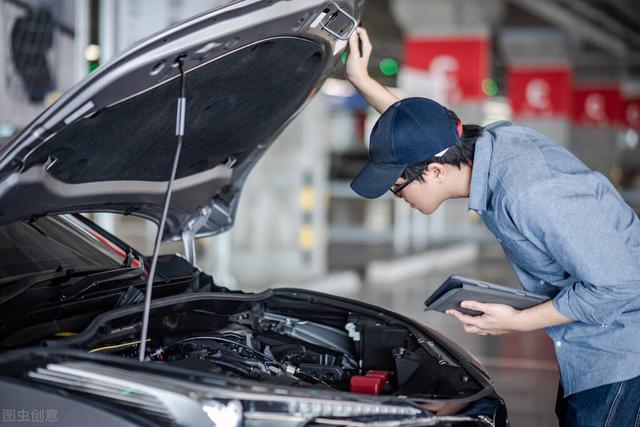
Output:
[424, 275, 550, 316]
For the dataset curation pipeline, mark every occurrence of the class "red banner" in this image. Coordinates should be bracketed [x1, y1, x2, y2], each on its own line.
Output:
[403, 37, 489, 102]
[572, 86, 623, 126]
[624, 99, 640, 129]
[507, 67, 572, 118]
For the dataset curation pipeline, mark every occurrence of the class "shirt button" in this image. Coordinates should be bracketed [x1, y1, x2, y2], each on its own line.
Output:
[497, 238, 502, 243]
[555, 341, 562, 348]
[539, 280, 545, 285]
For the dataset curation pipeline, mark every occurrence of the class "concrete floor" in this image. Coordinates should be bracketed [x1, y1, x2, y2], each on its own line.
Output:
[332, 243, 560, 427]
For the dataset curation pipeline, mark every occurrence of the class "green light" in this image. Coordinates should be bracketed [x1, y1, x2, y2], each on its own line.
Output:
[482, 78, 498, 97]
[121, 387, 133, 396]
[341, 52, 347, 65]
[379, 58, 398, 76]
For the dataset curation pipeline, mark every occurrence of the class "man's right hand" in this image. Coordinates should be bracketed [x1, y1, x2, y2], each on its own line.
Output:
[344, 27, 400, 114]
[345, 27, 373, 85]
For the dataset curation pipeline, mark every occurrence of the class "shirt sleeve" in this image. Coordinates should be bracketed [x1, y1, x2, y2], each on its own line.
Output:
[510, 176, 640, 326]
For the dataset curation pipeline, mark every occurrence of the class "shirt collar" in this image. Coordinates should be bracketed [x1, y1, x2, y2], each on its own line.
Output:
[468, 131, 493, 212]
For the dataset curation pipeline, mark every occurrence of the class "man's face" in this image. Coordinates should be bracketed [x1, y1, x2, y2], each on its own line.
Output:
[391, 165, 448, 215]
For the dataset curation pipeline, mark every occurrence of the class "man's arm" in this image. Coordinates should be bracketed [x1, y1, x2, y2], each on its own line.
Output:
[345, 28, 400, 114]
[449, 176, 640, 335]
[518, 300, 574, 331]
[511, 179, 640, 327]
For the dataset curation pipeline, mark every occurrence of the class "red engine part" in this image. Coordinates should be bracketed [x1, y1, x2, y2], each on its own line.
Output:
[349, 370, 390, 395]
[366, 370, 390, 383]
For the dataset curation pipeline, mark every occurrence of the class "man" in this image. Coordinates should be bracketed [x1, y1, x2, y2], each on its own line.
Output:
[345, 28, 640, 426]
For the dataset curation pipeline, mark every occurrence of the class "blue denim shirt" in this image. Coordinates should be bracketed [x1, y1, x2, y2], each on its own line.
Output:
[470, 121, 640, 396]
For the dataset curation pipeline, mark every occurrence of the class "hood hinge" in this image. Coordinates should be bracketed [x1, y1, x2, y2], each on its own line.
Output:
[181, 205, 212, 265]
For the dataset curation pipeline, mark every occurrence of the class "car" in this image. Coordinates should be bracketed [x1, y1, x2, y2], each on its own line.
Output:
[0, 1, 508, 426]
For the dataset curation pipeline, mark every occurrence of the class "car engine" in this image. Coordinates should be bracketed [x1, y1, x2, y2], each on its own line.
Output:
[86, 303, 442, 396]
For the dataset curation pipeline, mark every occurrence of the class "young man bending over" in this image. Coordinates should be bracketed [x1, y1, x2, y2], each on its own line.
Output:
[345, 27, 640, 426]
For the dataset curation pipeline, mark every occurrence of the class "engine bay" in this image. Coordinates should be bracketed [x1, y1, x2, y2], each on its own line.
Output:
[79, 295, 482, 399]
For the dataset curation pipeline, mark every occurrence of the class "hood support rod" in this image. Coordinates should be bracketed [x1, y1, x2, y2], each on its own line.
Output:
[138, 58, 187, 362]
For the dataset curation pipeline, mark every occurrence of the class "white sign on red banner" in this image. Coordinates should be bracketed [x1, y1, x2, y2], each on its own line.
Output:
[572, 86, 623, 126]
[507, 68, 572, 118]
[403, 37, 489, 103]
[624, 99, 640, 129]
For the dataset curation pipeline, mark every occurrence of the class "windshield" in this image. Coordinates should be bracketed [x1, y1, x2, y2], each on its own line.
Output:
[0, 215, 124, 280]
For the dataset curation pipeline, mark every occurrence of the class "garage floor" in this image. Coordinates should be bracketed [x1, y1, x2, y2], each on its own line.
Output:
[332, 243, 560, 427]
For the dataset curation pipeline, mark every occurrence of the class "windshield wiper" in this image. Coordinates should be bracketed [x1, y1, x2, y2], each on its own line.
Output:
[58, 266, 145, 300]
[0, 266, 118, 305]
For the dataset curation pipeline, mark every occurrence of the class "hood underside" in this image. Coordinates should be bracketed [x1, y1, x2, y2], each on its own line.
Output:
[0, 0, 361, 240]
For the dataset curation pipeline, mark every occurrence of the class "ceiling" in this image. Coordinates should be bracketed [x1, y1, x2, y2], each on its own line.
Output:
[333, 0, 640, 87]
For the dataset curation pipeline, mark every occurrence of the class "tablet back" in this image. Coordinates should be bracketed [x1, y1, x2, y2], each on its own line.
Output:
[425, 275, 550, 316]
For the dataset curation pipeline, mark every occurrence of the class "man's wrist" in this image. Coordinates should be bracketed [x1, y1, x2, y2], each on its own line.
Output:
[513, 309, 532, 332]
[348, 74, 373, 90]
[513, 300, 574, 332]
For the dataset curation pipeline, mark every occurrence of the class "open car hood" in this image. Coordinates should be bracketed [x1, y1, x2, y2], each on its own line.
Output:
[0, 0, 361, 241]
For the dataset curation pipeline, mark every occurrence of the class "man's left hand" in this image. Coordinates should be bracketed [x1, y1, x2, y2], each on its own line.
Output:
[446, 301, 524, 335]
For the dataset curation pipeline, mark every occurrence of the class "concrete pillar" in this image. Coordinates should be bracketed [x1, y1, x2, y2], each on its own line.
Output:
[618, 79, 640, 189]
[389, 0, 504, 250]
[500, 29, 573, 146]
[111, 0, 229, 55]
[229, 95, 330, 288]
[570, 51, 625, 176]
[391, 0, 504, 123]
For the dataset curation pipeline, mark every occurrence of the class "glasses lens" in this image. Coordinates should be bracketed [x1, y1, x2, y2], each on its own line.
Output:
[391, 178, 412, 196]
[392, 163, 427, 196]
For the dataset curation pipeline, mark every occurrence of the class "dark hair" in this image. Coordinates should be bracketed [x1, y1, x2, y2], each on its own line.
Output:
[401, 110, 484, 182]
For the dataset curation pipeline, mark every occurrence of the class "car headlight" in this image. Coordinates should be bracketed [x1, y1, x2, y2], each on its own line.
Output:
[200, 393, 422, 426]
[201, 400, 243, 427]
[28, 361, 490, 427]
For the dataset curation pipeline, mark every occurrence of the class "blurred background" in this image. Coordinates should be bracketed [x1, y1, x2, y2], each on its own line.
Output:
[1, 0, 639, 425]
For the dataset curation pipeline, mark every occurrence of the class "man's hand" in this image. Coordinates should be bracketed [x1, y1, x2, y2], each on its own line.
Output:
[345, 27, 372, 85]
[446, 301, 524, 335]
[343, 27, 399, 113]
[446, 299, 574, 335]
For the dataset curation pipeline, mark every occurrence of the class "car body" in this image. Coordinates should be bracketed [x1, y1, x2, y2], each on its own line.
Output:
[0, 1, 508, 426]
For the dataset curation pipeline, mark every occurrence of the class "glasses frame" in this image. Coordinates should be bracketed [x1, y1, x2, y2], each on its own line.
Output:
[390, 163, 428, 197]
[390, 179, 413, 197]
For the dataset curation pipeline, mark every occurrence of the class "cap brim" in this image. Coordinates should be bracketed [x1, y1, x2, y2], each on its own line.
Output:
[350, 162, 405, 199]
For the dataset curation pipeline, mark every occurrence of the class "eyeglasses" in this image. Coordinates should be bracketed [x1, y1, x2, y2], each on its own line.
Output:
[390, 179, 414, 197]
[390, 164, 427, 197]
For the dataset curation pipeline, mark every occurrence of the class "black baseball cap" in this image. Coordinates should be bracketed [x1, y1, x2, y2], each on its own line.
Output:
[350, 97, 461, 199]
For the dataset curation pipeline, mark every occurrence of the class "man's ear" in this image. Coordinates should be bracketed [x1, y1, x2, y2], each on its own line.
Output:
[425, 163, 447, 183]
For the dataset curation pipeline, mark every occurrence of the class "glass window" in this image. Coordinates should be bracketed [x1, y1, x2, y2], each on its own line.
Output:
[0, 215, 124, 279]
